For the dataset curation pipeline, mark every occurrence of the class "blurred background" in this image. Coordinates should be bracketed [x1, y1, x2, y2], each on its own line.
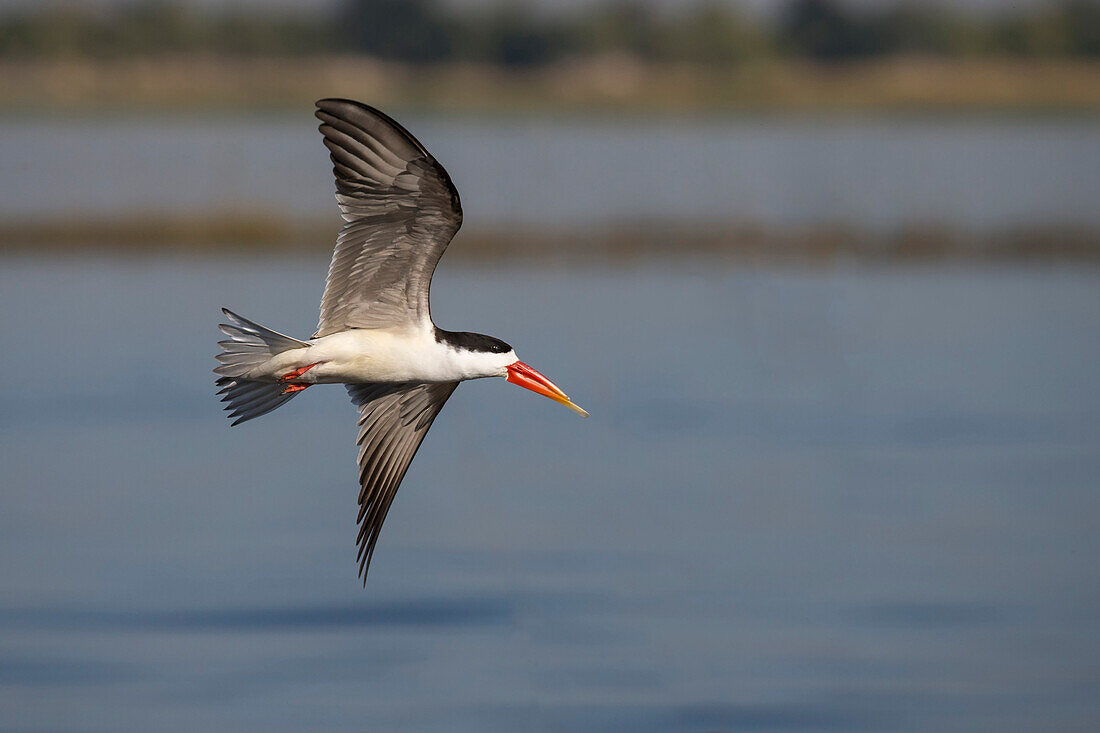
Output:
[1, 1, 1098, 731]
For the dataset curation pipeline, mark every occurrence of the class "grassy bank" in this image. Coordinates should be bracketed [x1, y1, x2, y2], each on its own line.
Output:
[2, 214, 1097, 265]
[3, 56, 1100, 115]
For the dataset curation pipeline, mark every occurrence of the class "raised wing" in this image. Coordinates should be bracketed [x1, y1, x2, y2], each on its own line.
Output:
[347, 381, 459, 582]
[314, 99, 462, 337]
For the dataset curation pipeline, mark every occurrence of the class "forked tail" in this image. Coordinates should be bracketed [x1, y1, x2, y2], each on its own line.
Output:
[215, 308, 310, 426]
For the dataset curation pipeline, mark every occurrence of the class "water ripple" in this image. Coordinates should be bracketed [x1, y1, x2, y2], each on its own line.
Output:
[0, 597, 514, 633]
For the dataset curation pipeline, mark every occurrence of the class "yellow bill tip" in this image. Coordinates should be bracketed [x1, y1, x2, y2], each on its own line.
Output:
[560, 398, 590, 418]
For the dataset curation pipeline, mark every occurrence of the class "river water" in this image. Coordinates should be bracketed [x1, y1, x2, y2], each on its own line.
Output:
[1, 114, 1098, 231]
[1, 255, 1097, 731]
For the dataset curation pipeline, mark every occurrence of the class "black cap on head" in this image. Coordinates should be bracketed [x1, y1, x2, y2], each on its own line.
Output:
[434, 328, 512, 354]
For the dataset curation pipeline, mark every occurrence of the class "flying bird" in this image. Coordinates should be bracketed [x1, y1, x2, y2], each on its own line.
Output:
[215, 99, 587, 583]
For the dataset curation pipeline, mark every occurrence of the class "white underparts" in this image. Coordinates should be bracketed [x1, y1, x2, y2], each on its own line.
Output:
[252, 327, 518, 385]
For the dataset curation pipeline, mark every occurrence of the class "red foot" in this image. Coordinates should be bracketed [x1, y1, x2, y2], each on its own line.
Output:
[281, 383, 310, 394]
[279, 363, 320, 382]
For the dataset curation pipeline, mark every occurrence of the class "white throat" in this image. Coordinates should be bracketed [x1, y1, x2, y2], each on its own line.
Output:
[440, 344, 518, 381]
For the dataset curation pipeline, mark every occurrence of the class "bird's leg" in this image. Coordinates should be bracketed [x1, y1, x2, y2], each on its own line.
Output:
[279, 363, 320, 381]
[279, 362, 320, 395]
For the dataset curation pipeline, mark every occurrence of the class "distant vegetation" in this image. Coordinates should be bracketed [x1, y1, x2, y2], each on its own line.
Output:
[1, 0, 1098, 65]
[2, 1, 1098, 115]
[3, 214, 1098, 264]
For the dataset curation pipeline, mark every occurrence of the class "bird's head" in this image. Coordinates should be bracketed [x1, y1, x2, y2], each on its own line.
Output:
[437, 329, 588, 417]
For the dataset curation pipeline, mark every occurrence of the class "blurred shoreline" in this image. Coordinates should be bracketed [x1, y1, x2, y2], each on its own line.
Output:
[3, 56, 1100, 115]
[3, 215, 1097, 264]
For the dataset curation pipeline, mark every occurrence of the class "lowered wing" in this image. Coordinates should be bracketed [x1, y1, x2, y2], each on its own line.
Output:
[346, 381, 459, 582]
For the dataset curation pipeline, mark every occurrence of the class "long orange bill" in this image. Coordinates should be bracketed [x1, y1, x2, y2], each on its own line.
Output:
[505, 361, 589, 418]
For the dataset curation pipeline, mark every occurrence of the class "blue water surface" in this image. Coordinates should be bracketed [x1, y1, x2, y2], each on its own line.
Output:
[0, 256, 1098, 732]
[2, 115, 1098, 231]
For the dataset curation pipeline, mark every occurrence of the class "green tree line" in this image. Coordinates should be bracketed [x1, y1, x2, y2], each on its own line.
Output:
[1, 0, 1098, 64]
